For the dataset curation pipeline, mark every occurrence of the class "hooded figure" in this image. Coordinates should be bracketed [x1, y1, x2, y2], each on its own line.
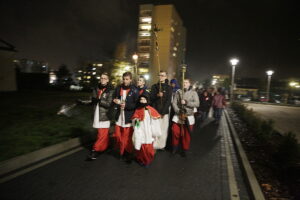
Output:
[132, 94, 161, 166]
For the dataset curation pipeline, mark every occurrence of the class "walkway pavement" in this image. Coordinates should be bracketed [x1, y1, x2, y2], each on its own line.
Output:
[0, 114, 251, 200]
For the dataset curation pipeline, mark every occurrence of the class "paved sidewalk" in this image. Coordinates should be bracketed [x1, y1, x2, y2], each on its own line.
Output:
[0, 116, 250, 200]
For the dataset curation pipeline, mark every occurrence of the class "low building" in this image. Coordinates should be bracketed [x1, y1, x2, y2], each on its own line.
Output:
[0, 39, 17, 91]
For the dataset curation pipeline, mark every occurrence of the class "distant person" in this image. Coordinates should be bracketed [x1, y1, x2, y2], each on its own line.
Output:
[171, 78, 199, 156]
[88, 72, 114, 160]
[198, 90, 212, 122]
[112, 72, 139, 160]
[150, 70, 172, 150]
[132, 94, 161, 167]
[212, 88, 226, 124]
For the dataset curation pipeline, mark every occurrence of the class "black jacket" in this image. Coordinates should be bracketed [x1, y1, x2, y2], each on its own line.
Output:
[199, 94, 212, 112]
[136, 85, 150, 98]
[92, 84, 114, 121]
[150, 80, 172, 115]
[112, 85, 139, 124]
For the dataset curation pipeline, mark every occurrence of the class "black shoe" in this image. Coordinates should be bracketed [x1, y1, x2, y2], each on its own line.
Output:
[88, 150, 98, 160]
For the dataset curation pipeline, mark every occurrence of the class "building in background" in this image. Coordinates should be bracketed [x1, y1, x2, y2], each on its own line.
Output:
[211, 74, 230, 88]
[137, 4, 186, 84]
[0, 39, 17, 91]
[14, 59, 48, 73]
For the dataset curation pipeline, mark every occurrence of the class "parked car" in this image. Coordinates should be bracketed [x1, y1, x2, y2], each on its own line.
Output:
[238, 95, 252, 101]
[288, 96, 300, 105]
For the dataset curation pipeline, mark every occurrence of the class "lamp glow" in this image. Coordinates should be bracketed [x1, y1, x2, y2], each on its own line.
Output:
[230, 58, 239, 66]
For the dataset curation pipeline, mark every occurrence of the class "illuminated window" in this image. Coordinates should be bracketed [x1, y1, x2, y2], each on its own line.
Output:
[139, 68, 149, 73]
[171, 27, 175, 32]
[97, 64, 103, 67]
[173, 47, 177, 51]
[140, 25, 151, 30]
[139, 53, 150, 59]
[140, 17, 152, 23]
[77, 77, 82, 80]
[139, 32, 151, 37]
[97, 76, 100, 79]
[173, 53, 176, 57]
[92, 72, 96, 75]
[78, 70, 82, 73]
[92, 68, 96, 70]
[87, 76, 91, 79]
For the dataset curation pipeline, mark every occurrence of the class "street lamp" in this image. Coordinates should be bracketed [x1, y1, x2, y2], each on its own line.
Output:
[266, 70, 274, 102]
[132, 53, 138, 76]
[230, 58, 239, 102]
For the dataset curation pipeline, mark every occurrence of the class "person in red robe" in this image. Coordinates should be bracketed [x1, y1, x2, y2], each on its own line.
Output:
[132, 94, 161, 166]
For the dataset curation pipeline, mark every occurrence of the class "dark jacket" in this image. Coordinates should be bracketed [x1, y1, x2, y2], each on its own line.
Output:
[136, 85, 150, 97]
[92, 84, 114, 121]
[150, 80, 172, 115]
[199, 93, 212, 112]
[112, 84, 139, 124]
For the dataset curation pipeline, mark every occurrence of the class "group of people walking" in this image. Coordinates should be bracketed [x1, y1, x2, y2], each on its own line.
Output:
[88, 71, 226, 167]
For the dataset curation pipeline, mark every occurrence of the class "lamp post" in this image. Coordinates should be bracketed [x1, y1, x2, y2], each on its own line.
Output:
[266, 70, 274, 102]
[230, 58, 239, 102]
[132, 53, 138, 76]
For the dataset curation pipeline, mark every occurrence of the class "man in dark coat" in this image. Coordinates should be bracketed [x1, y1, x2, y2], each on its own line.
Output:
[89, 72, 114, 160]
[150, 70, 172, 150]
[112, 72, 139, 157]
[198, 90, 212, 122]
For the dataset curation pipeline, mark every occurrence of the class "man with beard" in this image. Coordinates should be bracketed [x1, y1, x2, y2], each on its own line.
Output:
[150, 70, 172, 150]
[88, 72, 114, 160]
[112, 72, 139, 159]
[132, 94, 161, 166]
[172, 79, 199, 156]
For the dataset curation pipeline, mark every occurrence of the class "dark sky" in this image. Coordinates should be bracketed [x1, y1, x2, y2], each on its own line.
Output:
[1, 0, 299, 81]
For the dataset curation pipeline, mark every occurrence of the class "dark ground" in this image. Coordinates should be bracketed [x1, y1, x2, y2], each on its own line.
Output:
[0, 116, 250, 200]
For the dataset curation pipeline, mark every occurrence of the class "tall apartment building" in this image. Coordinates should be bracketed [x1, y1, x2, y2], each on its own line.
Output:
[137, 4, 186, 85]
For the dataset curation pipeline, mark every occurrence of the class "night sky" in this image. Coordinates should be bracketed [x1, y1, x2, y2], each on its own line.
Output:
[1, 0, 299, 81]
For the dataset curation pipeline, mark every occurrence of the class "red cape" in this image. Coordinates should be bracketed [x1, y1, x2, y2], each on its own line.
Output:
[131, 106, 161, 121]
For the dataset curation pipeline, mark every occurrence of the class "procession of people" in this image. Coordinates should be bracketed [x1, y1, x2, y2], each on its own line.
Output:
[88, 70, 226, 167]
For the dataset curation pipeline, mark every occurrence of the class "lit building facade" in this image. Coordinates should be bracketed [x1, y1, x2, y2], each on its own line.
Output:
[137, 4, 186, 85]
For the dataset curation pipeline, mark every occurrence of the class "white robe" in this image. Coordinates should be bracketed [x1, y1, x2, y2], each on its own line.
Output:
[93, 103, 110, 128]
[132, 110, 161, 150]
[116, 90, 132, 128]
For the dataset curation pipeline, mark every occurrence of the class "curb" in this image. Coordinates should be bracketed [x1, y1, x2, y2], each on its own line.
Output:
[0, 137, 82, 179]
[224, 109, 266, 200]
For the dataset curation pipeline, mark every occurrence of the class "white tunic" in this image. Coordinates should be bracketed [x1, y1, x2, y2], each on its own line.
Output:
[93, 103, 110, 128]
[116, 90, 131, 128]
[172, 115, 195, 125]
[132, 110, 161, 150]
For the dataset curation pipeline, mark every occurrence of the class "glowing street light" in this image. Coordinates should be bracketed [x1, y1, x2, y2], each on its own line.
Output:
[132, 53, 138, 76]
[289, 81, 297, 87]
[144, 74, 150, 80]
[266, 70, 274, 102]
[230, 58, 239, 102]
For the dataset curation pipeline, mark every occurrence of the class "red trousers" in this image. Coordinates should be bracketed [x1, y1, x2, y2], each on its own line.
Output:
[171, 123, 193, 151]
[135, 144, 155, 166]
[93, 128, 109, 152]
[113, 125, 134, 155]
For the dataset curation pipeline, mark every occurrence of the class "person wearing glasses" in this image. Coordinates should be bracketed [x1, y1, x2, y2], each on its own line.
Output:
[88, 72, 114, 160]
[150, 70, 172, 150]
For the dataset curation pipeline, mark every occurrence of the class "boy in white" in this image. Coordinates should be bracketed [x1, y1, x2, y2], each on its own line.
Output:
[132, 95, 161, 166]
